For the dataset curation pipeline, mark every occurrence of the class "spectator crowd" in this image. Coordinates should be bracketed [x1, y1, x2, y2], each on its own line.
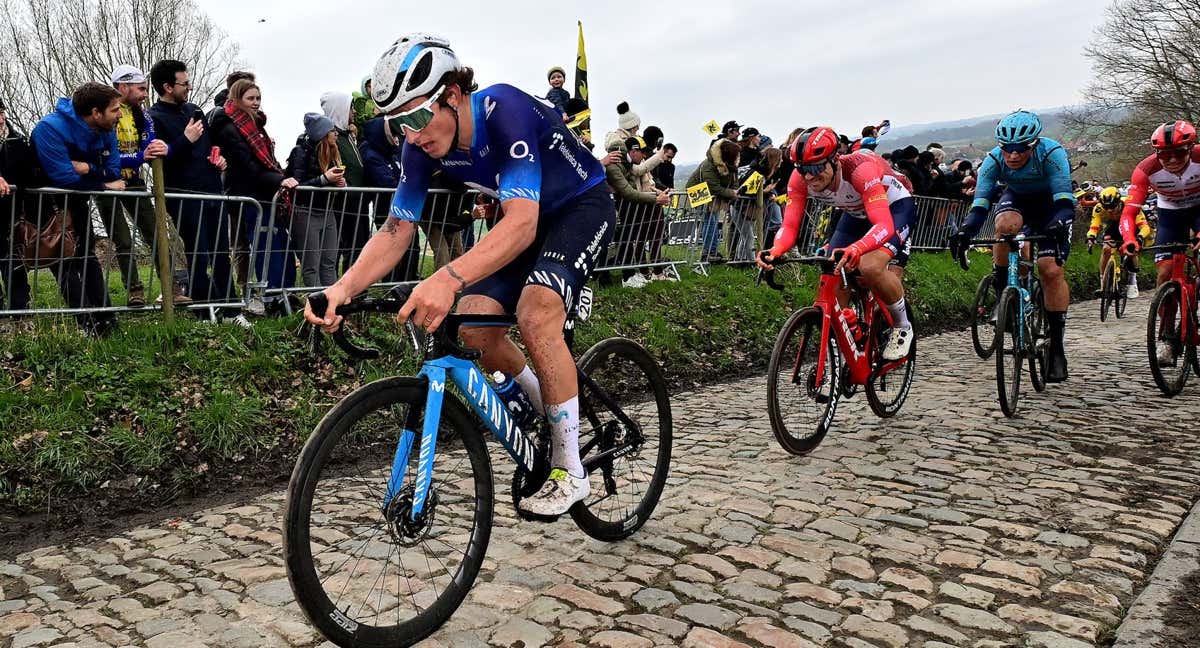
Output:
[0, 57, 1014, 333]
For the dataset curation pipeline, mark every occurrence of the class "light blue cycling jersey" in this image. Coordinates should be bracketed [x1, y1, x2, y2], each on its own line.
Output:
[388, 83, 605, 222]
[971, 137, 1075, 211]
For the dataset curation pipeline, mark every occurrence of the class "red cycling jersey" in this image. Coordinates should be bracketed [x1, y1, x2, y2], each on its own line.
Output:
[769, 151, 913, 258]
[1121, 148, 1200, 242]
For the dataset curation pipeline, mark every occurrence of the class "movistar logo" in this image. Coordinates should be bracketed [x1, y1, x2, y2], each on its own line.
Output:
[430, 380, 445, 393]
[484, 97, 497, 119]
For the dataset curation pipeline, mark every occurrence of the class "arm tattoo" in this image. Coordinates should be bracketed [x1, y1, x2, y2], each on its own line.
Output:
[382, 218, 401, 234]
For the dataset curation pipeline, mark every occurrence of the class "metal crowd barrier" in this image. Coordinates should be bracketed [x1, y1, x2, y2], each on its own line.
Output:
[1, 186, 256, 319]
[598, 191, 698, 278]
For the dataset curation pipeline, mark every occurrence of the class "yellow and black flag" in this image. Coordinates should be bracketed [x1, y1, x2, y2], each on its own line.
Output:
[574, 21, 588, 102]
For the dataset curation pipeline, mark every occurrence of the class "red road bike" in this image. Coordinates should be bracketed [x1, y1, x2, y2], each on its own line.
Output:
[760, 255, 917, 455]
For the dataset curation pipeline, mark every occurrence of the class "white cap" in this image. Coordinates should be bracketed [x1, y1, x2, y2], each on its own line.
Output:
[110, 64, 146, 85]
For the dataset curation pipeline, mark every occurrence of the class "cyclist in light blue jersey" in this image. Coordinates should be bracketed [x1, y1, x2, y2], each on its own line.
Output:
[305, 33, 614, 516]
[949, 110, 1077, 382]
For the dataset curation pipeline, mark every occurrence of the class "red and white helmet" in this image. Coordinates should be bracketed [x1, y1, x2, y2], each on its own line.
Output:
[1151, 120, 1197, 150]
[789, 126, 840, 165]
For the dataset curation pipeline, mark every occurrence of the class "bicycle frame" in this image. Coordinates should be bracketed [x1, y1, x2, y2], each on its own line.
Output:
[811, 269, 894, 388]
[1160, 249, 1200, 345]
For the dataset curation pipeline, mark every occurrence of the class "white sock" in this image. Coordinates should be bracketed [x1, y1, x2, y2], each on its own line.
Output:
[514, 365, 544, 414]
[888, 298, 911, 329]
[546, 397, 583, 478]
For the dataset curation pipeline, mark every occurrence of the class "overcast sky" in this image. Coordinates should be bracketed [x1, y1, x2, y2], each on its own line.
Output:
[201, 0, 1111, 163]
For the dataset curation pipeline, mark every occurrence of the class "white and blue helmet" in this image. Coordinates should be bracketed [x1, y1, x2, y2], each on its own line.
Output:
[371, 33, 462, 113]
[995, 110, 1043, 145]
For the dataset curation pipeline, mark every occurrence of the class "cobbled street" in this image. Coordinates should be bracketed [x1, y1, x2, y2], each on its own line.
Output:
[3, 298, 1199, 648]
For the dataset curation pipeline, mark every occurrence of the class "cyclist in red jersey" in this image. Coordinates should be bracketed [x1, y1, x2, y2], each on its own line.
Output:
[1121, 120, 1200, 365]
[757, 126, 916, 361]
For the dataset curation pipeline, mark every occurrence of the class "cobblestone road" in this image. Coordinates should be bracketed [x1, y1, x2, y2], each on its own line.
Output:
[3, 298, 1200, 648]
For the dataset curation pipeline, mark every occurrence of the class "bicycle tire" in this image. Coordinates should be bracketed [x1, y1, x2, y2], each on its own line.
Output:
[971, 274, 997, 359]
[1147, 282, 1192, 397]
[1100, 259, 1114, 322]
[865, 304, 916, 418]
[284, 377, 494, 648]
[570, 337, 673, 542]
[766, 307, 839, 455]
[1029, 280, 1048, 393]
[1114, 262, 1129, 319]
[995, 287, 1022, 417]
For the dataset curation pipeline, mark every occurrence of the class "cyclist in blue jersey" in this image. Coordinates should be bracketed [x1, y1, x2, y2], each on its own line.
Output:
[304, 33, 614, 516]
[948, 110, 1077, 382]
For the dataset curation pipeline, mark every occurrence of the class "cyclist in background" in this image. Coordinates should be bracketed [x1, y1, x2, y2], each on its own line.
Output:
[949, 110, 1076, 382]
[758, 126, 916, 361]
[1089, 186, 1148, 298]
[1120, 120, 1200, 366]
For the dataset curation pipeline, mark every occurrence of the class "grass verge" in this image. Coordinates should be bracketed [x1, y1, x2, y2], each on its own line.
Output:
[0, 245, 1144, 517]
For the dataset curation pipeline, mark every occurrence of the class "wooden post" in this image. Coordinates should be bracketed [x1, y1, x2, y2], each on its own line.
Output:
[151, 159, 173, 323]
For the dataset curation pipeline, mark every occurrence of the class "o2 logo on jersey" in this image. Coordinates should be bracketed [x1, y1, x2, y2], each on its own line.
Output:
[510, 140, 535, 163]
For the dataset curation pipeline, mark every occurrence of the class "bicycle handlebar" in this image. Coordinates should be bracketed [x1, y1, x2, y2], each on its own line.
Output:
[307, 285, 514, 362]
[757, 251, 850, 291]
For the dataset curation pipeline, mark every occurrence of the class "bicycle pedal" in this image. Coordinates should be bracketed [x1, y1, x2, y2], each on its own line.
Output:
[516, 510, 563, 523]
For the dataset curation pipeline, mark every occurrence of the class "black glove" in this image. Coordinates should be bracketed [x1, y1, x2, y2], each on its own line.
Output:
[1043, 219, 1070, 266]
[948, 229, 970, 268]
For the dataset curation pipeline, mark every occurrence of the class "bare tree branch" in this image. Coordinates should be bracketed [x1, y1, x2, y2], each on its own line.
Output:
[0, 0, 241, 128]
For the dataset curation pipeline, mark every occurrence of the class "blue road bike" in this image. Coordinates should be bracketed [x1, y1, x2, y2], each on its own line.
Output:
[961, 233, 1053, 417]
[284, 286, 672, 647]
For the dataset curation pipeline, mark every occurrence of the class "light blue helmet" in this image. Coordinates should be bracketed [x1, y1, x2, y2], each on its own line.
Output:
[996, 110, 1042, 145]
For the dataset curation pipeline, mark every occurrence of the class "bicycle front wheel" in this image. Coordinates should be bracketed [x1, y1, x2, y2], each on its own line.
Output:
[995, 287, 1022, 417]
[767, 307, 839, 455]
[571, 338, 673, 542]
[1114, 263, 1129, 319]
[1100, 259, 1115, 322]
[284, 377, 494, 648]
[971, 274, 998, 359]
[1147, 282, 1192, 397]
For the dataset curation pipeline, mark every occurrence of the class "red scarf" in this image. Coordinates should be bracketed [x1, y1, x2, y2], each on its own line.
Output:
[224, 100, 291, 218]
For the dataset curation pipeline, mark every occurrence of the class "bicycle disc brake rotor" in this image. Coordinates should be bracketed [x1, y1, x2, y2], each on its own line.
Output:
[386, 485, 438, 547]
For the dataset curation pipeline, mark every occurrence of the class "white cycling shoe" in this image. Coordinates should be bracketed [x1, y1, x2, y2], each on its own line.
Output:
[518, 469, 590, 516]
[882, 326, 914, 362]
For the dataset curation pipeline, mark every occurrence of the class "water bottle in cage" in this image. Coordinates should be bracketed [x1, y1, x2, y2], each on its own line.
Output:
[492, 372, 540, 430]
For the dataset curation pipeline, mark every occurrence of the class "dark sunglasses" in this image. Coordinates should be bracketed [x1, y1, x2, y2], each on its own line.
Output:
[799, 161, 830, 177]
[1000, 141, 1035, 154]
[1157, 146, 1191, 162]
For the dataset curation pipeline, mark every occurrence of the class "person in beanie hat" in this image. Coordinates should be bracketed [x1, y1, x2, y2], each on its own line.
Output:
[284, 112, 345, 288]
[604, 101, 641, 151]
[546, 66, 569, 114]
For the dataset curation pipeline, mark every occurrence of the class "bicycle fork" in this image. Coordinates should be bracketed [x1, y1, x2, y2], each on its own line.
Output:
[381, 368, 446, 521]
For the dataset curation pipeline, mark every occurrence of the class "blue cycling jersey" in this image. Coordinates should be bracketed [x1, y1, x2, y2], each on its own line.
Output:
[388, 83, 605, 222]
[971, 137, 1075, 210]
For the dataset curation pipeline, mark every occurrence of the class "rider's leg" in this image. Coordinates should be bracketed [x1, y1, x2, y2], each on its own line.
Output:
[860, 249, 911, 360]
[1038, 254, 1070, 382]
[458, 294, 546, 414]
[993, 210, 1024, 295]
[515, 285, 580, 473]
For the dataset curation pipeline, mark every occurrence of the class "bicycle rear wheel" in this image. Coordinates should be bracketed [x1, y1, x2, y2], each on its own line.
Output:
[284, 377, 493, 648]
[995, 287, 1022, 417]
[767, 307, 839, 455]
[971, 274, 998, 359]
[1114, 263, 1129, 319]
[865, 304, 916, 418]
[1100, 259, 1115, 322]
[1148, 282, 1192, 396]
[571, 338, 672, 542]
[1028, 280, 1048, 393]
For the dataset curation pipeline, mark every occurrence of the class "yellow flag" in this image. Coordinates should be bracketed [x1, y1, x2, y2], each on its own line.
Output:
[574, 21, 588, 102]
[741, 171, 765, 195]
[687, 182, 713, 208]
[702, 120, 720, 137]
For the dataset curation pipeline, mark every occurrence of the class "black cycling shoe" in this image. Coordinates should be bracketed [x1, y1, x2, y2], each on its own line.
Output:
[1046, 349, 1069, 383]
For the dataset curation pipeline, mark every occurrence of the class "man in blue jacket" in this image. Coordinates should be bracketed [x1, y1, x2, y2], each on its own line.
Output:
[30, 82, 125, 334]
[149, 59, 237, 308]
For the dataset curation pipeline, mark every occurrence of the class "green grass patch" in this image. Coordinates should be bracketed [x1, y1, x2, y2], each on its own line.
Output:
[0, 245, 1133, 513]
